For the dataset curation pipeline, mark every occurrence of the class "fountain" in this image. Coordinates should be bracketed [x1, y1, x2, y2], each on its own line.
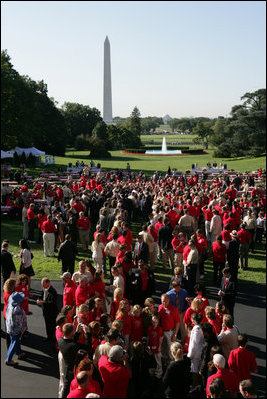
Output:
[145, 137, 182, 155]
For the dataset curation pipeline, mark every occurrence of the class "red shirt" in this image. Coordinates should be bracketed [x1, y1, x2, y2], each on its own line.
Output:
[72, 203, 85, 214]
[223, 217, 238, 231]
[147, 325, 163, 353]
[38, 214, 47, 229]
[15, 284, 29, 314]
[212, 241, 227, 263]
[195, 294, 209, 310]
[98, 355, 131, 398]
[63, 280, 77, 307]
[221, 230, 232, 242]
[117, 236, 132, 251]
[42, 219, 57, 233]
[183, 244, 191, 261]
[77, 217, 90, 230]
[91, 280, 105, 299]
[116, 313, 132, 335]
[130, 316, 144, 342]
[183, 307, 206, 328]
[209, 317, 222, 335]
[172, 237, 186, 253]
[154, 222, 163, 233]
[182, 335, 190, 354]
[70, 376, 102, 396]
[228, 347, 257, 383]
[75, 284, 94, 307]
[158, 303, 180, 331]
[203, 208, 213, 221]
[140, 269, 149, 291]
[67, 387, 90, 398]
[3, 291, 12, 318]
[237, 229, 251, 244]
[27, 208, 35, 221]
[206, 368, 239, 398]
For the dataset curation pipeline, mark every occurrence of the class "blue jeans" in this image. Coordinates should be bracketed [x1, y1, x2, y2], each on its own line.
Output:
[6, 334, 22, 362]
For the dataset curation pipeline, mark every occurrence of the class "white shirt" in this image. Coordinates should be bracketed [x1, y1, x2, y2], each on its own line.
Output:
[72, 270, 92, 285]
[210, 214, 222, 235]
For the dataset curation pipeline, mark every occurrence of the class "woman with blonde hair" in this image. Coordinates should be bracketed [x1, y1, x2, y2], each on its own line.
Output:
[91, 233, 105, 272]
[163, 341, 191, 398]
[183, 297, 207, 331]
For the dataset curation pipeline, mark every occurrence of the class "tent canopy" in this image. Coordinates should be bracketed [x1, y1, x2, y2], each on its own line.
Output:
[1, 150, 13, 159]
[9, 147, 45, 156]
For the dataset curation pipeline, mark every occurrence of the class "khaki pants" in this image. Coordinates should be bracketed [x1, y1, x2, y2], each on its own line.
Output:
[78, 228, 90, 250]
[174, 252, 183, 268]
[162, 330, 174, 364]
[161, 248, 174, 269]
[58, 351, 65, 398]
[43, 233, 55, 257]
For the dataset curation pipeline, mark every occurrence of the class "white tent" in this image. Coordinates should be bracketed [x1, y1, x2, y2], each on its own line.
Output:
[1, 150, 13, 159]
[9, 147, 45, 156]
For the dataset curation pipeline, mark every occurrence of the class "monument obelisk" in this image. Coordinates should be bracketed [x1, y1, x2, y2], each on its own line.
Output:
[103, 36, 113, 124]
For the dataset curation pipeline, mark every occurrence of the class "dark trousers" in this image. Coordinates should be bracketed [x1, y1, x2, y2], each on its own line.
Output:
[43, 313, 56, 341]
[61, 260, 75, 276]
[28, 220, 35, 241]
[256, 228, 264, 243]
[228, 260, 239, 282]
[213, 261, 225, 285]
[187, 263, 197, 296]
[199, 253, 206, 275]
[62, 371, 73, 398]
[247, 229, 255, 251]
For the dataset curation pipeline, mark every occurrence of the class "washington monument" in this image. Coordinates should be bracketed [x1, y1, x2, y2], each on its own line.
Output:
[103, 36, 113, 124]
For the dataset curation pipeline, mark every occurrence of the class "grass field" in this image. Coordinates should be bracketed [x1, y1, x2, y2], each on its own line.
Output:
[57, 150, 266, 176]
[1, 217, 265, 286]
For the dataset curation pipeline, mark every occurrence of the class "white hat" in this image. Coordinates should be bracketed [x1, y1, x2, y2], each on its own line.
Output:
[213, 354, 225, 369]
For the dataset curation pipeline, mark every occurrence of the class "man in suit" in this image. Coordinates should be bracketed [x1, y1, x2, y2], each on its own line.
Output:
[158, 218, 174, 269]
[134, 234, 149, 266]
[218, 267, 236, 317]
[1, 241, 16, 283]
[37, 277, 58, 343]
[57, 234, 78, 276]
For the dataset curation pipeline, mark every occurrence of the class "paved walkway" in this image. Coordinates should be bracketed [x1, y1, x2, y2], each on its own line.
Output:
[1, 279, 266, 397]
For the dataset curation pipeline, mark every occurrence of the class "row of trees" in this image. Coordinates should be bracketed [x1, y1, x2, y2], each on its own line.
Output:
[191, 89, 266, 157]
[2, 50, 265, 158]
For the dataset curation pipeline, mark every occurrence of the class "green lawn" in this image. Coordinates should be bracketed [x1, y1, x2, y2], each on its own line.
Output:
[57, 150, 266, 176]
[1, 218, 265, 285]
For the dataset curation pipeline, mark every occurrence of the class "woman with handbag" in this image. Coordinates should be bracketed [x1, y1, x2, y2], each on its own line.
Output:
[15, 239, 35, 292]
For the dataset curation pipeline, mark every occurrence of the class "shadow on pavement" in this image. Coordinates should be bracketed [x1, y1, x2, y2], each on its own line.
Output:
[15, 350, 59, 379]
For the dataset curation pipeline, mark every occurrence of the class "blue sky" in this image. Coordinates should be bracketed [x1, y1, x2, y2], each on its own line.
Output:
[1, 1, 266, 118]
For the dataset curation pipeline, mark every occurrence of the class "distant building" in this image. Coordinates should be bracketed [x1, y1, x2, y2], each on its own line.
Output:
[162, 114, 172, 124]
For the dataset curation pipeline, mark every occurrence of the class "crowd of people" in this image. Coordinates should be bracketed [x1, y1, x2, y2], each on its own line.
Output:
[1, 165, 266, 398]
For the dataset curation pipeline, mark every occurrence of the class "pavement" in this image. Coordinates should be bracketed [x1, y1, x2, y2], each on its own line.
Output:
[1, 279, 266, 398]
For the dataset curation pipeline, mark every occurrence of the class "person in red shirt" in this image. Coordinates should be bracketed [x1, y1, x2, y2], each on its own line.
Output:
[67, 371, 90, 398]
[228, 333, 258, 383]
[194, 282, 209, 310]
[183, 297, 207, 330]
[77, 211, 90, 251]
[75, 277, 94, 308]
[154, 216, 164, 235]
[196, 229, 208, 279]
[37, 209, 47, 244]
[206, 353, 239, 398]
[117, 230, 132, 251]
[15, 274, 29, 314]
[98, 345, 131, 398]
[172, 231, 186, 268]
[115, 300, 132, 350]
[147, 314, 163, 378]
[202, 204, 213, 244]
[69, 358, 102, 396]
[72, 199, 85, 215]
[109, 288, 130, 321]
[129, 304, 144, 344]
[42, 214, 57, 257]
[158, 293, 180, 365]
[221, 223, 232, 250]
[237, 223, 252, 270]
[223, 212, 238, 231]
[212, 235, 227, 285]
[61, 272, 77, 308]
[3, 278, 16, 349]
[27, 203, 36, 243]
[204, 306, 222, 335]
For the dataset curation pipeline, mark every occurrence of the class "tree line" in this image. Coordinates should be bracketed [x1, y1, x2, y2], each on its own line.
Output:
[1, 50, 265, 158]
